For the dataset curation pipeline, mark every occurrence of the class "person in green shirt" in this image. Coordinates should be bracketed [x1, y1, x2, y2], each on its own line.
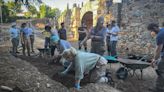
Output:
[60, 47, 112, 90]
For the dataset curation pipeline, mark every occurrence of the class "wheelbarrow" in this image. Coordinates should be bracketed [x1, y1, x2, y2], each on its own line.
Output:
[37, 48, 51, 58]
[116, 58, 151, 80]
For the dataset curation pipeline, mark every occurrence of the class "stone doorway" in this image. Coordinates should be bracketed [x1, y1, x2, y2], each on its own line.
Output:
[81, 11, 93, 30]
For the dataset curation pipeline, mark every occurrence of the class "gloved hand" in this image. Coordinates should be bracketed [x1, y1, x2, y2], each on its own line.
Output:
[75, 83, 81, 90]
[58, 70, 67, 76]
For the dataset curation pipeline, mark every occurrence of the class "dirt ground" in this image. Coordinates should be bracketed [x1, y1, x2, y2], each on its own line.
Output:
[0, 35, 157, 92]
[15, 36, 157, 92]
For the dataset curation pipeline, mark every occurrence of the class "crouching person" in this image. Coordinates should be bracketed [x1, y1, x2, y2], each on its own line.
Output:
[50, 35, 72, 66]
[60, 47, 112, 90]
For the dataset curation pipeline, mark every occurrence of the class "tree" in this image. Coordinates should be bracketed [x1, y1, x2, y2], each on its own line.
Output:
[6, 1, 21, 16]
[28, 4, 37, 17]
[24, 11, 31, 18]
[0, 0, 10, 23]
[39, 4, 46, 18]
[14, 0, 42, 6]
[46, 7, 59, 18]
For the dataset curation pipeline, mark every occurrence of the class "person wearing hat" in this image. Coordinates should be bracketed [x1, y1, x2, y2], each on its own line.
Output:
[50, 35, 72, 66]
[80, 16, 107, 55]
[60, 47, 112, 90]
[9, 22, 20, 56]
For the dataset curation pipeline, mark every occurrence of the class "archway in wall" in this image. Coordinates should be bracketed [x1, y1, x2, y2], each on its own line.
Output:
[81, 11, 93, 30]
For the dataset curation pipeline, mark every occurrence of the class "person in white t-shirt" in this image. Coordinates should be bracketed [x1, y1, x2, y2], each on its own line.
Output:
[108, 20, 120, 57]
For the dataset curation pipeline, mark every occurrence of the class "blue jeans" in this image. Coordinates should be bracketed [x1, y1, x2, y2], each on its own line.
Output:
[110, 41, 117, 57]
[44, 37, 50, 48]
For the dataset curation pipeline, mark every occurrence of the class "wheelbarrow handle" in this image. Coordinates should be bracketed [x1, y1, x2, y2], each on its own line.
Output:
[138, 55, 148, 62]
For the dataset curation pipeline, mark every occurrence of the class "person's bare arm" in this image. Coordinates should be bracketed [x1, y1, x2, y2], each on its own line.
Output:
[152, 44, 163, 67]
[80, 32, 90, 46]
[110, 31, 118, 36]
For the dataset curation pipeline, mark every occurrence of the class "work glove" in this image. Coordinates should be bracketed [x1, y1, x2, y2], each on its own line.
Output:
[75, 83, 81, 90]
[58, 70, 67, 76]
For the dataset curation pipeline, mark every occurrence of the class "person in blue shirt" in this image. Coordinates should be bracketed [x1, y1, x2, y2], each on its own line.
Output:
[28, 22, 35, 53]
[50, 35, 72, 66]
[58, 22, 67, 40]
[9, 23, 19, 56]
[60, 47, 112, 90]
[20, 23, 32, 56]
[147, 23, 164, 92]
[108, 20, 120, 57]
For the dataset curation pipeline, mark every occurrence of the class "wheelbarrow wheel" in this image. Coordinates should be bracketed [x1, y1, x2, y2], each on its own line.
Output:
[116, 67, 128, 80]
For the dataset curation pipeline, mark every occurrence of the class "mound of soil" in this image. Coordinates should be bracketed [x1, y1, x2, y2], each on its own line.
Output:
[0, 46, 69, 92]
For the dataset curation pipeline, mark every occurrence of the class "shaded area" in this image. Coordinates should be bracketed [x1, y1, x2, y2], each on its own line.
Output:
[17, 55, 91, 88]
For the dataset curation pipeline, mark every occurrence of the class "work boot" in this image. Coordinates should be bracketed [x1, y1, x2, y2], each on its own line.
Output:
[106, 71, 115, 87]
[79, 46, 81, 50]
[85, 47, 87, 52]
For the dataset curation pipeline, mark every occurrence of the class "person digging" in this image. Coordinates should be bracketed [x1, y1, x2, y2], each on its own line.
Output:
[58, 47, 114, 90]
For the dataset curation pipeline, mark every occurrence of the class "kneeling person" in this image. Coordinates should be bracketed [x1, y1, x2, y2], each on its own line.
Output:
[61, 47, 111, 89]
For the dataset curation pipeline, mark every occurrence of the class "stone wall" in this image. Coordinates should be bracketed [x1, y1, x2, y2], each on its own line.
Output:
[117, 0, 164, 56]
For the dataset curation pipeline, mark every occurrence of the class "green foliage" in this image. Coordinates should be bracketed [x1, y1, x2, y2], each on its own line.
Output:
[0, 0, 22, 23]
[39, 4, 46, 18]
[0, 0, 4, 5]
[28, 5, 37, 17]
[46, 7, 60, 19]
[1, 4, 10, 23]
[38, 4, 60, 19]
[24, 12, 31, 18]
[6, 1, 21, 16]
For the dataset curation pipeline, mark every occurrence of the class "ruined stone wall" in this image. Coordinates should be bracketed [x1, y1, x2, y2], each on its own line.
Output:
[117, 0, 164, 56]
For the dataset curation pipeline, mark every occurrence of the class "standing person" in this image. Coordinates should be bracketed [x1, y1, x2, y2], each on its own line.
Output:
[106, 23, 111, 55]
[109, 20, 120, 57]
[78, 23, 88, 51]
[42, 25, 59, 56]
[60, 47, 112, 90]
[80, 16, 107, 55]
[58, 22, 67, 40]
[20, 23, 32, 56]
[9, 23, 19, 56]
[28, 22, 35, 53]
[147, 23, 164, 92]
[42, 25, 52, 49]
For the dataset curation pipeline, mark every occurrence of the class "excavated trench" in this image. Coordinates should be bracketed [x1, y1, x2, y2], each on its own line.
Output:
[17, 55, 90, 88]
